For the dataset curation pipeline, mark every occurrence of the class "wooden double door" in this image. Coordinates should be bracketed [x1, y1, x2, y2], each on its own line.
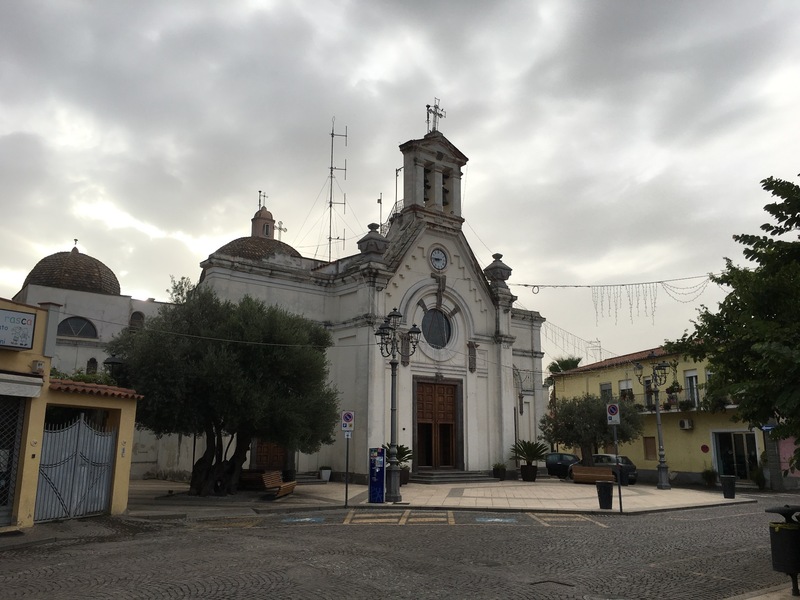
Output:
[415, 382, 461, 470]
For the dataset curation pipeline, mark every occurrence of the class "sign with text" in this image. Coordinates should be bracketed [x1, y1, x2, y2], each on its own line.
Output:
[0, 309, 35, 350]
[607, 403, 620, 425]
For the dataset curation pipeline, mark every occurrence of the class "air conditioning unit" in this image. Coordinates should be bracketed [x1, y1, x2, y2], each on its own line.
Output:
[679, 419, 694, 430]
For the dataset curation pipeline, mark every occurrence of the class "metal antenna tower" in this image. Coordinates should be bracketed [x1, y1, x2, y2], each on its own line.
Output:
[328, 117, 347, 262]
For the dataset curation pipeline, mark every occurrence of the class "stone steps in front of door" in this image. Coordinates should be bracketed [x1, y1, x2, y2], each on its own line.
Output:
[409, 471, 496, 484]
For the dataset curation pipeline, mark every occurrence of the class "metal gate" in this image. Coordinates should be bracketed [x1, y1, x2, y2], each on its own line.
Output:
[0, 396, 25, 526]
[35, 414, 117, 522]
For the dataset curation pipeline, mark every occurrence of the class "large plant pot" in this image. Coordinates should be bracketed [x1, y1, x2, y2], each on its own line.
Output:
[520, 464, 538, 482]
[319, 469, 332, 482]
[400, 467, 410, 486]
[493, 467, 506, 480]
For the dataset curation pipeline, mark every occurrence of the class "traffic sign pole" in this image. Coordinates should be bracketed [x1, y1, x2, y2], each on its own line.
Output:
[341, 411, 354, 507]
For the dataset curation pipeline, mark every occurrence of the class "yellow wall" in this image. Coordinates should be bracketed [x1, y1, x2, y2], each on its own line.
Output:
[617, 409, 743, 478]
[551, 350, 758, 482]
[1, 298, 137, 531]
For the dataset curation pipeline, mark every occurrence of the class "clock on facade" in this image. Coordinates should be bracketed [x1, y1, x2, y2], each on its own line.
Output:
[430, 248, 448, 271]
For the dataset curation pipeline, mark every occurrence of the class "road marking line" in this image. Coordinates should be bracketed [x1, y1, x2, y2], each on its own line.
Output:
[398, 510, 411, 525]
[527, 514, 551, 526]
[576, 514, 609, 528]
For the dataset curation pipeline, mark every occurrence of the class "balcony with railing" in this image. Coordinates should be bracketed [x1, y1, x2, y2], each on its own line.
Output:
[628, 388, 735, 413]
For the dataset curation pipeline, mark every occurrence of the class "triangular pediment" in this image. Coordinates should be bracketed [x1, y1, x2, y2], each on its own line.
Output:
[399, 130, 468, 166]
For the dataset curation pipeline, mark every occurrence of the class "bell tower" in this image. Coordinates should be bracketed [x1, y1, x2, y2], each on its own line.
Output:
[251, 191, 276, 239]
[399, 101, 468, 219]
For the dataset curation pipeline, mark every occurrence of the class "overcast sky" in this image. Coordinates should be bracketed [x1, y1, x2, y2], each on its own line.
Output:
[2, 1, 799, 368]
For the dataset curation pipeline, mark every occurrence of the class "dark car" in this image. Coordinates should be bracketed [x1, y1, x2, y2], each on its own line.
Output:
[592, 453, 638, 484]
[545, 452, 581, 479]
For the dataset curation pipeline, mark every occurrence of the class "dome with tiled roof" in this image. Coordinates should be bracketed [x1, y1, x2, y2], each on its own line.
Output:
[23, 247, 120, 295]
[212, 237, 302, 261]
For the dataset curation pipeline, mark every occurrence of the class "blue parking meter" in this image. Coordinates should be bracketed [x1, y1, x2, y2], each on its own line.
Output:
[368, 447, 385, 503]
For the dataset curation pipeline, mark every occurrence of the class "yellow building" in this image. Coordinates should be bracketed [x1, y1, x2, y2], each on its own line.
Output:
[551, 347, 765, 486]
[0, 298, 138, 531]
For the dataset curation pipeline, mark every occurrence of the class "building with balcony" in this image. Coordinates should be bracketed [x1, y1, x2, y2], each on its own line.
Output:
[550, 346, 794, 488]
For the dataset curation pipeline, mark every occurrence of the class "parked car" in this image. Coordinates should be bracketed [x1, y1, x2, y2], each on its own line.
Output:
[545, 452, 581, 479]
[587, 454, 638, 484]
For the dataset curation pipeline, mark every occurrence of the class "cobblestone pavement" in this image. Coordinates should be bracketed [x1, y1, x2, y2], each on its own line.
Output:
[0, 493, 796, 599]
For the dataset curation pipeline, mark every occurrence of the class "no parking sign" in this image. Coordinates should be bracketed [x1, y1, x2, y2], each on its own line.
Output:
[607, 403, 620, 425]
[341, 410, 355, 431]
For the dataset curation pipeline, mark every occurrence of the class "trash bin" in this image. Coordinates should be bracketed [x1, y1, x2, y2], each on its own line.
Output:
[616, 467, 629, 487]
[596, 481, 613, 509]
[766, 505, 800, 597]
[720, 475, 736, 499]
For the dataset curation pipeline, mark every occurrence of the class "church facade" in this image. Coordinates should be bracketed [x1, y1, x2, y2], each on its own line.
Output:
[200, 129, 547, 478]
[10, 125, 547, 481]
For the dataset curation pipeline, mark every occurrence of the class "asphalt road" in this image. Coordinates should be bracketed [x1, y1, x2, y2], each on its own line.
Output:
[0, 492, 796, 599]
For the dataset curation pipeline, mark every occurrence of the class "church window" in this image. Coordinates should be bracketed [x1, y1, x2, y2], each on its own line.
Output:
[263, 223, 270, 237]
[422, 309, 451, 349]
[423, 167, 432, 204]
[129, 311, 145, 329]
[86, 358, 98, 374]
[57, 317, 98, 339]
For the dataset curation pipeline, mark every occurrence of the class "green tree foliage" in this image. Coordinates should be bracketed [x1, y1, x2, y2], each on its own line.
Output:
[669, 174, 800, 466]
[544, 356, 582, 387]
[108, 280, 339, 496]
[539, 394, 643, 464]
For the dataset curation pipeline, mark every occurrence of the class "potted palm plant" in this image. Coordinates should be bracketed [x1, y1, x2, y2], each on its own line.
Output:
[509, 440, 549, 482]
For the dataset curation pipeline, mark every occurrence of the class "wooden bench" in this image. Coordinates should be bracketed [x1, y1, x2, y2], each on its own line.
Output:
[262, 471, 297, 499]
[238, 469, 267, 491]
[570, 465, 614, 484]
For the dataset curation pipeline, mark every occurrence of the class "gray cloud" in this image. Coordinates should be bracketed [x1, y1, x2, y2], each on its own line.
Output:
[2, 0, 799, 364]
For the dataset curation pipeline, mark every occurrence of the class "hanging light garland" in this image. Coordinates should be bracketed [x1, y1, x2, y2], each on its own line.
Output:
[515, 275, 713, 325]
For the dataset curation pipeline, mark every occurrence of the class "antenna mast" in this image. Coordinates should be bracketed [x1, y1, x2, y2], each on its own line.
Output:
[328, 117, 347, 262]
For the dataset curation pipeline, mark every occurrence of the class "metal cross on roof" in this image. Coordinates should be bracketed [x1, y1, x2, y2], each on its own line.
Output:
[426, 98, 446, 133]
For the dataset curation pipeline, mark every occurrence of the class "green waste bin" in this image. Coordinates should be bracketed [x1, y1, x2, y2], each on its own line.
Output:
[766, 506, 800, 597]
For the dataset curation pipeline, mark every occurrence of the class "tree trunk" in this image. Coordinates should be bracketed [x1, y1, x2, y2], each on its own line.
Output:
[580, 444, 595, 466]
[189, 425, 216, 496]
[221, 431, 251, 495]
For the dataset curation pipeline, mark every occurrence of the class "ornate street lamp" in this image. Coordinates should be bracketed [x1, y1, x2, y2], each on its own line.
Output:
[375, 307, 421, 503]
[634, 352, 671, 490]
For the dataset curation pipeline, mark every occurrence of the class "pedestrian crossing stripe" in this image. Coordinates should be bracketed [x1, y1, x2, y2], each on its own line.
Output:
[475, 517, 517, 524]
[344, 510, 454, 525]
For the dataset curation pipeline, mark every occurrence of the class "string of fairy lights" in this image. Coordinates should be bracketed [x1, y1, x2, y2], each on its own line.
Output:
[514, 274, 713, 326]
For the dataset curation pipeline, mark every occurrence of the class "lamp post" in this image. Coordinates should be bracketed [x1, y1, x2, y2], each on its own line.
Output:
[103, 354, 124, 382]
[634, 352, 671, 490]
[375, 307, 421, 503]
